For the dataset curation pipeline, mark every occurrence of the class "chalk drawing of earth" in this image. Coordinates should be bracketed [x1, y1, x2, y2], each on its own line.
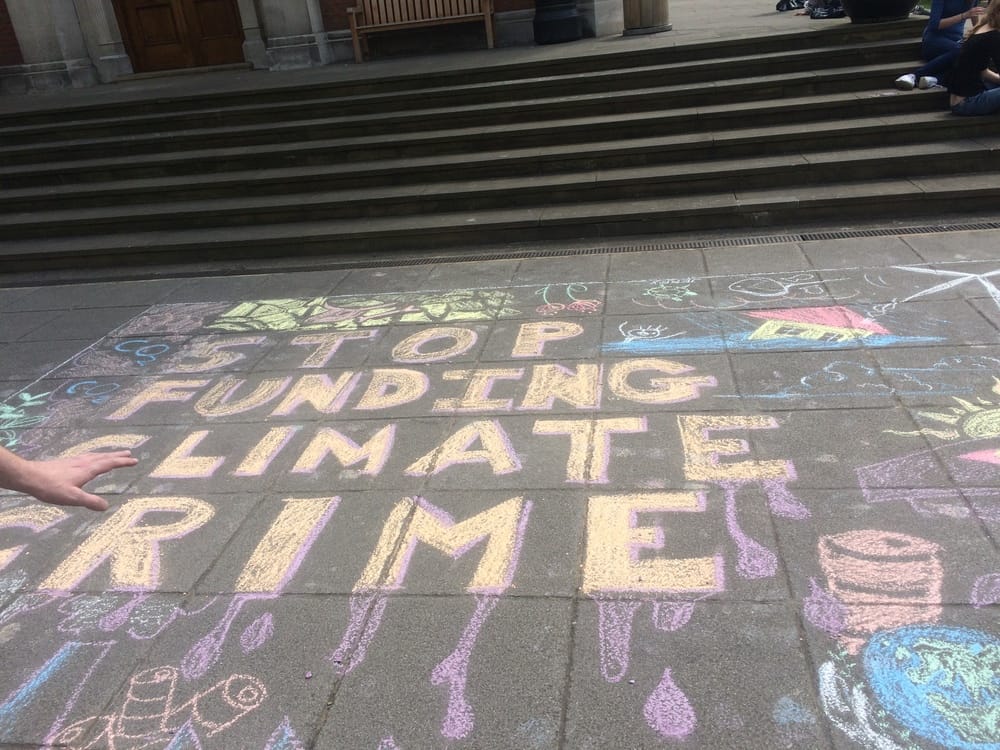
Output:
[863, 625, 1000, 749]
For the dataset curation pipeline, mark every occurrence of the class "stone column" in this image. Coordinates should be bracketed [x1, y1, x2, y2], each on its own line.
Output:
[577, 0, 624, 37]
[257, 0, 331, 68]
[237, 0, 269, 69]
[4, 0, 98, 90]
[72, 0, 133, 82]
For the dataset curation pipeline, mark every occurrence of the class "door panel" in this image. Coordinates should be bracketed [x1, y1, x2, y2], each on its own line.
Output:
[116, 0, 244, 73]
[182, 0, 245, 66]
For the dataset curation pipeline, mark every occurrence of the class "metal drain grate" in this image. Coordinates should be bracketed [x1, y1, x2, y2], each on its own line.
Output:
[9, 220, 1000, 287]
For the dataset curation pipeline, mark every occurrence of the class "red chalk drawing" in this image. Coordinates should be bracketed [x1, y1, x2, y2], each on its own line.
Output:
[812, 531, 943, 653]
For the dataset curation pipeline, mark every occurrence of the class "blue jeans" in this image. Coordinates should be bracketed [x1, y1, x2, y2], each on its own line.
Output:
[952, 87, 1000, 115]
[916, 47, 960, 79]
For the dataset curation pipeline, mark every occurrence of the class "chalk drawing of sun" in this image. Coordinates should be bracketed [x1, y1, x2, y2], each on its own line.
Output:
[888, 378, 1000, 440]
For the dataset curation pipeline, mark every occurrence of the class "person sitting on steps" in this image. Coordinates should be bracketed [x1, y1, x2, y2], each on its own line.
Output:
[895, 0, 985, 90]
[949, 0, 1000, 114]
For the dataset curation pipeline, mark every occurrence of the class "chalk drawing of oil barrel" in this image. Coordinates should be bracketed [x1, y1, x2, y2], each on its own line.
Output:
[116, 666, 178, 739]
[818, 530, 943, 654]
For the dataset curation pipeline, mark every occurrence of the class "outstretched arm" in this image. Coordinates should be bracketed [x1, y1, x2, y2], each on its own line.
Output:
[0, 445, 137, 511]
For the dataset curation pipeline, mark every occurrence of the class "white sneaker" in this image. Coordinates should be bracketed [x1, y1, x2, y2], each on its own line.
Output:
[895, 73, 917, 90]
[918, 76, 939, 89]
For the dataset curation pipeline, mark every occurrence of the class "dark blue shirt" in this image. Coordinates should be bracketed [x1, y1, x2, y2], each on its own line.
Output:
[925, 0, 975, 46]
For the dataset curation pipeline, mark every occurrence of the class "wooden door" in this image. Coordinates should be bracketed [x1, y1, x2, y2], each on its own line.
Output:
[116, 0, 244, 73]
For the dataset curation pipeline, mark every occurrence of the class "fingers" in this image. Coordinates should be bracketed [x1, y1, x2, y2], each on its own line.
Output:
[79, 450, 139, 479]
[73, 489, 110, 512]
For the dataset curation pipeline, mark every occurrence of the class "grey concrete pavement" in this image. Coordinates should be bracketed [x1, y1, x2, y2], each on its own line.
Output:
[1, 225, 998, 749]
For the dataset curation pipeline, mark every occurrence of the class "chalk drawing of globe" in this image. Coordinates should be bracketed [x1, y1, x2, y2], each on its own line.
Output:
[863, 625, 1000, 749]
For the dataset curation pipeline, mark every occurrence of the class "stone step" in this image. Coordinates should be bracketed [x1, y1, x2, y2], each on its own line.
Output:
[0, 21, 923, 128]
[0, 106, 978, 213]
[0, 84, 946, 187]
[0, 39, 918, 145]
[0, 61, 924, 167]
[3, 138, 995, 240]
[2, 171, 997, 271]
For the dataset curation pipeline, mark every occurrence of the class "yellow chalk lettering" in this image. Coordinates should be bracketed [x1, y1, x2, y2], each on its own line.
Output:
[608, 358, 717, 404]
[582, 492, 721, 594]
[355, 496, 525, 592]
[291, 331, 378, 368]
[235, 497, 339, 592]
[511, 321, 584, 357]
[0, 506, 68, 571]
[533, 417, 646, 483]
[269, 372, 361, 417]
[59, 434, 150, 457]
[233, 426, 300, 476]
[392, 327, 478, 363]
[353, 369, 428, 411]
[105, 379, 210, 420]
[150, 431, 224, 478]
[194, 375, 292, 417]
[40, 497, 214, 591]
[292, 425, 396, 476]
[406, 420, 519, 476]
[678, 414, 793, 481]
[433, 368, 523, 412]
[520, 363, 601, 410]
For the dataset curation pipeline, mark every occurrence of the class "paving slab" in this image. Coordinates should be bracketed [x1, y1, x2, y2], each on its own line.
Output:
[2, 225, 1000, 750]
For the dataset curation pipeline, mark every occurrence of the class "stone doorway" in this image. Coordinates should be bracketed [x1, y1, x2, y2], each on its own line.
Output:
[113, 0, 245, 72]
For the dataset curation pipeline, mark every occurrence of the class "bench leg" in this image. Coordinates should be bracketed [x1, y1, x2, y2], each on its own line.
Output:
[484, 16, 495, 48]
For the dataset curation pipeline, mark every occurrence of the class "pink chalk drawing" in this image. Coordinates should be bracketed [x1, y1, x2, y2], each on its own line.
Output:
[184, 498, 338, 680]
[330, 497, 531, 740]
[241, 612, 275, 653]
[721, 478, 809, 580]
[430, 594, 501, 740]
[643, 668, 698, 740]
[594, 597, 708, 740]
[597, 600, 642, 682]
[378, 738, 402, 750]
[971, 573, 1000, 608]
[112, 303, 231, 336]
[803, 579, 847, 638]
[50, 665, 266, 749]
[651, 601, 695, 632]
[857, 438, 1000, 521]
[264, 716, 305, 749]
[805, 530, 943, 654]
[182, 594, 270, 681]
[329, 592, 390, 677]
[743, 306, 891, 335]
[960, 447, 1000, 464]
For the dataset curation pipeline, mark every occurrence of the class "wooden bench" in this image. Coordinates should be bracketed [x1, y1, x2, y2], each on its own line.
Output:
[347, 0, 495, 63]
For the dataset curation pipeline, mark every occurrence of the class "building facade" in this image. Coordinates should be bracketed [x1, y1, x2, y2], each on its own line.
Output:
[0, 0, 624, 94]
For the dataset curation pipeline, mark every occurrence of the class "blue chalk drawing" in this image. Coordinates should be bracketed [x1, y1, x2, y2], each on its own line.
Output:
[604, 333, 944, 356]
[863, 625, 1000, 750]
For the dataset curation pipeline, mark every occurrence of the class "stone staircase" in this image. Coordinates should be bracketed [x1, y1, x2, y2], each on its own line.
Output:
[2, 19, 997, 271]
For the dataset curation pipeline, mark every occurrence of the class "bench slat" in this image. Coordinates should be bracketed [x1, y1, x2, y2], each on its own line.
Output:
[349, 0, 494, 62]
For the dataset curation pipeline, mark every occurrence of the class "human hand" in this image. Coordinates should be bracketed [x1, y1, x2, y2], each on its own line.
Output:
[969, 6, 986, 19]
[17, 450, 138, 511]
